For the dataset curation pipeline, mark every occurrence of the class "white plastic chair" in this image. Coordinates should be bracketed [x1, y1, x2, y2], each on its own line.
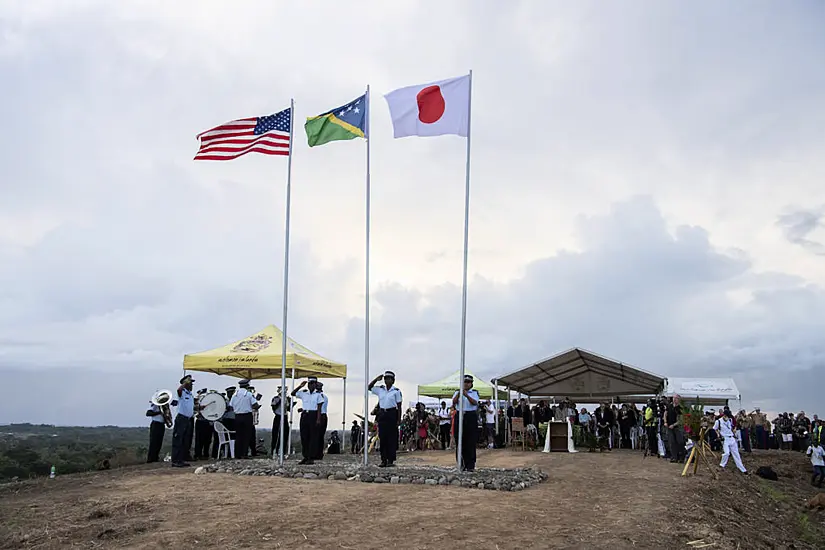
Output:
[213, 421, 235, 460]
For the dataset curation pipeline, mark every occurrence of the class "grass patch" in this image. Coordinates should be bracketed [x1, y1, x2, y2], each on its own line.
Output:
[798, 512, 817, 544]
[759, 479, 787, 502]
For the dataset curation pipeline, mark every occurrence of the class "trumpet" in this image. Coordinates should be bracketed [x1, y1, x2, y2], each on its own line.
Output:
[151, 389, 174, 428]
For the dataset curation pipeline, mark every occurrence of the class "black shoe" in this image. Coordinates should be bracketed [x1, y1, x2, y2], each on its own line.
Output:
[465, 468, 475, 472]
[298, 459, 308, 465]
[305, 460, 314, 465]
[378, 462, 388, 468]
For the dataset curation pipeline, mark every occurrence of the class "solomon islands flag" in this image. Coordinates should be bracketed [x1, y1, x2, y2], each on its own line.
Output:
[304, 94, 366, 147]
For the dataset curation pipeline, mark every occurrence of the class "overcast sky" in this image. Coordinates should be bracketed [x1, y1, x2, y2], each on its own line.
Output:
[2, 1, 824, 430]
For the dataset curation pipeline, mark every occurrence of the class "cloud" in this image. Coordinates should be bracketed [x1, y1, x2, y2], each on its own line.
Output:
[1, 2, 825, 430]
[776, 207, 825, 256]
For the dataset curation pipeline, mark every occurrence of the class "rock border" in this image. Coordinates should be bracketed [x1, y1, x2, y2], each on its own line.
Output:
[199, 459, 548, 492]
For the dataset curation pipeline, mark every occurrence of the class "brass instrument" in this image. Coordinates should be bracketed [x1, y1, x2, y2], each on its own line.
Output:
[249, 386, 262, 426]
[151, 389, 174, 428]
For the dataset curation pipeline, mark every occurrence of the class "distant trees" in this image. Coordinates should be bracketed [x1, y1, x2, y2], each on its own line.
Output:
[0, 423, 170, 480]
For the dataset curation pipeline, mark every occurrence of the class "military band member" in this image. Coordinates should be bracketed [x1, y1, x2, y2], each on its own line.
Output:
[229, 379, 259, 459]
[248, 385, 262, 457]
[369, 370, 403, 467]
[270, 387, 293, 457]
[193, 389, 213, 460]
[171, 375, 196, 468]
[292, 377, 320, 465]
[314, 382, 329, 460]
[146, 397, 166, 463]
[452, 374, 480, 472]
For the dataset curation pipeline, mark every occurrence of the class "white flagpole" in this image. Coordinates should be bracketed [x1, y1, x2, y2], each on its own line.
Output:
[278, 99, 295, 466]
[363, 85, 372, 466]
[456, 70, 473, 471]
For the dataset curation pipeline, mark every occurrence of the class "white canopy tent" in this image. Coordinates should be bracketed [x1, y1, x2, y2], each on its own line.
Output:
[664, 377, 741, 407]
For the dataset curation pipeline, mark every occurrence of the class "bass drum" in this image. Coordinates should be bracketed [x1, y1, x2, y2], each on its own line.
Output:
[199, 392, 227, 422]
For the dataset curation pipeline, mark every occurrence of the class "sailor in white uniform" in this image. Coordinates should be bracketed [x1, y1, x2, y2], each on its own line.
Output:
[314, 382, 330, 460]
[369, 370, 403, 467]
[229, 379, 259, 459]
[452, 374, 480, 471]
[292, 376, 321, 465]
[714, 408, 748, 474]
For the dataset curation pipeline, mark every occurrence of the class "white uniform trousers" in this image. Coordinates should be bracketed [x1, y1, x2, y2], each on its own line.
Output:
[720, 436, 747, 472]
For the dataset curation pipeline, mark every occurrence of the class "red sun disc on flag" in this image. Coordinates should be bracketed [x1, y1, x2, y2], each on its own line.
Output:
[416, 85, 446, 124]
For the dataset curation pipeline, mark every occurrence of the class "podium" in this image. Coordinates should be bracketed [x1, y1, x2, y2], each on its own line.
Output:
[543, 420, 578, 453]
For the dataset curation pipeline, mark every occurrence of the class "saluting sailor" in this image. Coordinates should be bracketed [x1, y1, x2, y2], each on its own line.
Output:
[314, 382, 330, 460]
[369, 370, 403, 467]
[452, 374, 480, 472]
[229, 379, 259, 459]
[292, 376, 320, 465]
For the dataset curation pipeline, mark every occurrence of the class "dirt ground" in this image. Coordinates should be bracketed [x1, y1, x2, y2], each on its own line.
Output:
[1, 449, 823, 549]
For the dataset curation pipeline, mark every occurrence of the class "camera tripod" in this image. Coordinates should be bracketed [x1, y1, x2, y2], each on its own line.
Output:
[681, 427, 719, 478]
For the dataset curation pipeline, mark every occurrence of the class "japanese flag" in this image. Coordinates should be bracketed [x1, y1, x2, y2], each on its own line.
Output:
[384, 74, 470, 138]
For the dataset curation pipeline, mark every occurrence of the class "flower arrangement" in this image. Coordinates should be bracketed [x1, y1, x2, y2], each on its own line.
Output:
[682, 399, 707, 442]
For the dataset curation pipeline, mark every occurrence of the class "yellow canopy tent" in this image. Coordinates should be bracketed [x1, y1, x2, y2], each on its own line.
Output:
[183, 325, 347, 380]
[417, 370, 494, 399]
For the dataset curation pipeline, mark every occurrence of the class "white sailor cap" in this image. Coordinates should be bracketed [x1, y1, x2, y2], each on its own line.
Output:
[383, 370, 395, 379]
[307, 376, 318, 382]
[463, 374, 474, 383]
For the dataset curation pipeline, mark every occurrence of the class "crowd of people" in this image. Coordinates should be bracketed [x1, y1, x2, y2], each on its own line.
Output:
[146, 375, 823, 482]
[365, 393, 825, 480]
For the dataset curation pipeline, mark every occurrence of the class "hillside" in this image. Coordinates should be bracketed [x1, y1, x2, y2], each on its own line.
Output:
[0, 448, 823, 549]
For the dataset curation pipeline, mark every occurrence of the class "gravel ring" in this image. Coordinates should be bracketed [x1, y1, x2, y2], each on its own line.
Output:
[201, 457, 548, 491]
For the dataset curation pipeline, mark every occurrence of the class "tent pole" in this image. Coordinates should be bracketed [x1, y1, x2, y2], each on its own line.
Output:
[342, 377, 347, 454]
[494, 380, 499, 435]
[288, 367, 296, 456]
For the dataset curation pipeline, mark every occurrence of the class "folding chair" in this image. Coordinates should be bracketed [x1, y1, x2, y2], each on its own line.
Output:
[213, 421, 235, 459]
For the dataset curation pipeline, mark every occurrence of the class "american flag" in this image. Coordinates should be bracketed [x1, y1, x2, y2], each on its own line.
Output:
[194, 108, 291, 161]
